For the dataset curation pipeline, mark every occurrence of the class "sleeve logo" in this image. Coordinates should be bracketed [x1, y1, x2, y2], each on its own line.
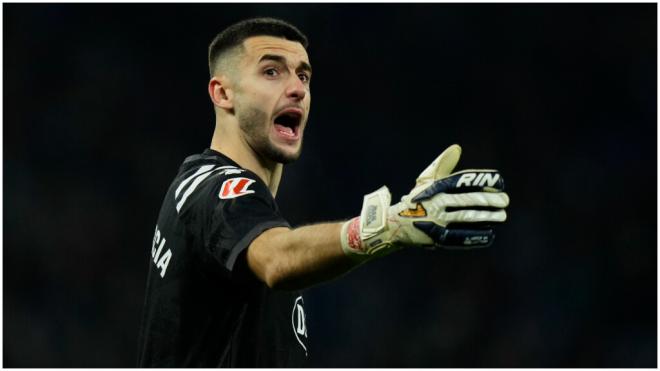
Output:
[219, 177, 256, 199]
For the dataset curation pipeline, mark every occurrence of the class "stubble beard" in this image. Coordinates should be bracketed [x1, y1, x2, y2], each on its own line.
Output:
[237, 105, 302, 165]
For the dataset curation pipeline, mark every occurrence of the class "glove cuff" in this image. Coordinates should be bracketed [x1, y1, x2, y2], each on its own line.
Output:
[340, 217, 366, 258]
[340, 186, 400, 260]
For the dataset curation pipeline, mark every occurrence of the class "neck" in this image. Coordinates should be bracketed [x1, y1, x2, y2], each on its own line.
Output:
[210, 122, 283, 197]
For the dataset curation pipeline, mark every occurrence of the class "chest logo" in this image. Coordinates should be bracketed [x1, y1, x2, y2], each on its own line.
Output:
[219, 177, 256, 199]
[291, 296, 308, 356]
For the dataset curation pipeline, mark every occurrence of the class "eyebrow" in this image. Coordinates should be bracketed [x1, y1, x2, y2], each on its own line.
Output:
[258, 54, 313, 75]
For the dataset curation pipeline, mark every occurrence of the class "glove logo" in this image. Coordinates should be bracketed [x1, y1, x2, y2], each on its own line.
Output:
[399, 203, 427, 218]
[456, 172, 500, 188]
[219, 177, 256, 199]
[464, 235, 489, 245]
[366, 205, 378, 226]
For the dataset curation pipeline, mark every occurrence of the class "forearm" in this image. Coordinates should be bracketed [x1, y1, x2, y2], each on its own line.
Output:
[246, 222, 361, 291]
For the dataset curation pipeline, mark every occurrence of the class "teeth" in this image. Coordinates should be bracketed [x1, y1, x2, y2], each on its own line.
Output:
[275, 124, 295, 137]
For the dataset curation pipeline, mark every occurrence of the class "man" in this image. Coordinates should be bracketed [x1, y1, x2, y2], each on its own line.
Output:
[137, 17, 510, 367]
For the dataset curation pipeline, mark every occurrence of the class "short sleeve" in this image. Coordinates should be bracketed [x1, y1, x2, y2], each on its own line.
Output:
[180, 168, 290, 274]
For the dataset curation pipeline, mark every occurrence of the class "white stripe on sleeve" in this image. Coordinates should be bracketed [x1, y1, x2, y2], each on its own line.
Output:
[175, 164, 216, 199]
[175, 166, 237, 213]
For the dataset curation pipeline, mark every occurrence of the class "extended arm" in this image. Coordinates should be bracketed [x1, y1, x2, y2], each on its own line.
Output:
[247, 222, 358, 290]
[246, 144, 510, 291]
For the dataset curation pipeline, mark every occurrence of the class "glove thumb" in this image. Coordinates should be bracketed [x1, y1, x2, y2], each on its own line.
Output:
[415, 144, 462, 187]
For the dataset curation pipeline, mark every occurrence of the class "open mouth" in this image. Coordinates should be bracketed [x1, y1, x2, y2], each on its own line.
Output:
[273, 109, 302, 139]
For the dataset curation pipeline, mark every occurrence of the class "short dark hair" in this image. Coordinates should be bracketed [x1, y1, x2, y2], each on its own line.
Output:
[208, 17, 308, 77]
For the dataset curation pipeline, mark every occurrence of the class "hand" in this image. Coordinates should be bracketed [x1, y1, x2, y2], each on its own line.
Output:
[340, 144, 510, 259]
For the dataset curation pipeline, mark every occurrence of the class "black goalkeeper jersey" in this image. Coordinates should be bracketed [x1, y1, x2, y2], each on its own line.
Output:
[137, 149, 309, 367]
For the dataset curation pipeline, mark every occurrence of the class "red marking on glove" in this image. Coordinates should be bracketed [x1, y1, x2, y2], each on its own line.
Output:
[347, 217, 363, 252]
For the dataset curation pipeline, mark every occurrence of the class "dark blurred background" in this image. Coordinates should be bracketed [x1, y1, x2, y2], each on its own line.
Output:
[3, 3, 656, 367]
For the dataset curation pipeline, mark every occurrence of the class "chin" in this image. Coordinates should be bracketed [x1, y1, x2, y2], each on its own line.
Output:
[263, 142, 302, 164]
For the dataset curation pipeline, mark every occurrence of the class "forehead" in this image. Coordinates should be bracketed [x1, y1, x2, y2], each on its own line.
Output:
[241, 35, 310, 65]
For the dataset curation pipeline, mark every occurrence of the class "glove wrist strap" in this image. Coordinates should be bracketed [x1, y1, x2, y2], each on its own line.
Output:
[340, 217, 365, 257]
[340, 186, 401, 259]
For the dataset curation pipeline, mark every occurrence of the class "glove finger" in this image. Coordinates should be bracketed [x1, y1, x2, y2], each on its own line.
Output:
[413, 221, 494, 248]
[435, 192, 509, 208]
[412, 170, 504, 202]
[443, 209, 507, 223]
[415, 144, 462, 187]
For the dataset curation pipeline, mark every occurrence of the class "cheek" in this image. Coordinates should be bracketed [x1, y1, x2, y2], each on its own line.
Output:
[238, 94, 272, 121]
[302, 91, 311, 107]
[239, 80, 271, 102]
[251, 90, 280, 112]
[305, 97, 311, 114]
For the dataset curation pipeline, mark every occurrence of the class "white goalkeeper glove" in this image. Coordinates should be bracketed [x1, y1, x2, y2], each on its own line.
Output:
[340, 144, 509, 260]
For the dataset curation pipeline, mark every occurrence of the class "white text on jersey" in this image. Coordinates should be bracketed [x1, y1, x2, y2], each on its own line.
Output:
[151, 225, 172, 278]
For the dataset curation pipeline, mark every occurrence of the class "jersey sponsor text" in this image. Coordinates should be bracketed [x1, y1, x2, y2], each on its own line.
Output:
[151, 225, 172, 278]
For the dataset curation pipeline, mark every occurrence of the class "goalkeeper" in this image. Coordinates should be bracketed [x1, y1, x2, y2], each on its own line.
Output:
[138, 17, 509, 368]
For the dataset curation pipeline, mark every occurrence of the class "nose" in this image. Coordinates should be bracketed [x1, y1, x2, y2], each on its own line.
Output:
[285, 75, 306, 101]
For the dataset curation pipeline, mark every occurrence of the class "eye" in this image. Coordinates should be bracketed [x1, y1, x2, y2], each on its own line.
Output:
[264, 67, 279, 77]
[298, 73, 310, 83]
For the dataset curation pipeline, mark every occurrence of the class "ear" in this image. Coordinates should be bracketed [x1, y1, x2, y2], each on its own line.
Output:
[208, 76, 234, 110]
